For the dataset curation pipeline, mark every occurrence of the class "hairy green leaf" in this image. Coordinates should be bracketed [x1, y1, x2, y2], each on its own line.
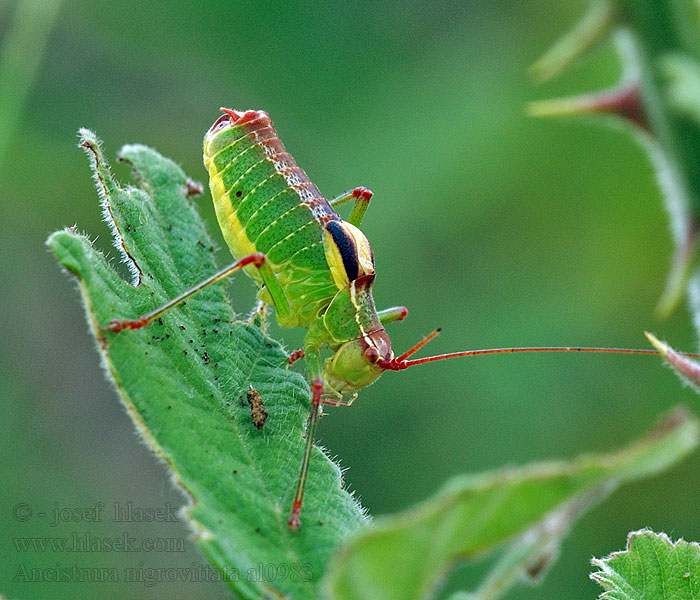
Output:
[323, 409, 698, 600]
[48, 130, 365, 600]
[591, 530, 700, 599]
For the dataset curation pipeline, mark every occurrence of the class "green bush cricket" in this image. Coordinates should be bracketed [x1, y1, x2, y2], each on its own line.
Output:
[105, 108, 700, 531]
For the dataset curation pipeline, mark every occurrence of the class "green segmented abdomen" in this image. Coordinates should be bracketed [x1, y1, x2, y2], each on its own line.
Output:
[203, 110, 339, 327]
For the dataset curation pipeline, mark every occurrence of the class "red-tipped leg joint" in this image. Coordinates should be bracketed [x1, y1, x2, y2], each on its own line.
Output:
[105, 317, 149, 333]
[288, 349, 305, 366]
[287, 500, 302, 531]
[311, 380, 323, 405]
[351, 186, 373, 201]
[240, 252, 265, 268]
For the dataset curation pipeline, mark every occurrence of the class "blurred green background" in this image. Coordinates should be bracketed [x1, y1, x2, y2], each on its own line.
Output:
[2, 0, 700, 598]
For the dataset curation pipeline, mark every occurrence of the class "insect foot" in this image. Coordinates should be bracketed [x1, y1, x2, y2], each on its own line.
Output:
[105, 317, 149, 332]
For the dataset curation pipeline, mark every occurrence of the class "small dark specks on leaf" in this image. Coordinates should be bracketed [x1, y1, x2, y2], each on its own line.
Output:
[165, 334, 170, 338]
[255, 527, 261, 534]
[239, 396, 245, 407]
[209, 245, 215, 252]
[214, 376, 219, 381]
[150, 291, 155, 297]
[233, 469, 238, 475]
[179, 325, 186, 330]
[265, 342, 273, 348]
[318, 520, 324, 526]
[183, 350, 188, 355]
[235, 190, 242, 198]
[214, 362, 219, 368]
[213, 329, 219, 334]
[185, 178, 203, 197]
[209, 394, 214, 398]
[167, 405, 172, 410]
[157, 318, 163, 326]
[197, 240, 206, 249]
[189, 339, 193, 344]
[144, 351, 148, 355]
[168, 223, 173, 231]
[202, 351, 210, 364]
[203, 329, 207, 336]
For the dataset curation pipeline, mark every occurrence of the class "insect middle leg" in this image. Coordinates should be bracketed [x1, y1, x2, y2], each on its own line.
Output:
[105, 252, 292, 331]
[329, 186, 373, 227]
[287, 305, 407, 366]
[377, 305, 408, 324]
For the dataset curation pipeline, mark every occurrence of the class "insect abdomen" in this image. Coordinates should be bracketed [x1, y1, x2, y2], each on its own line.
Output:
[204, 110, 339, 326]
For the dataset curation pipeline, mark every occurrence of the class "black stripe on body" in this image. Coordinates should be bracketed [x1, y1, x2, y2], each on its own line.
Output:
[326, 219, 359, 281]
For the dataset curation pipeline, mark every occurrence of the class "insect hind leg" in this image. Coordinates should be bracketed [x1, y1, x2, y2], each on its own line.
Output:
[105, 253, 291, 332]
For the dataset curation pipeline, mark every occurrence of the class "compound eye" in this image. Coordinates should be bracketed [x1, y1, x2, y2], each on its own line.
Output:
[364, 347, 380, 363]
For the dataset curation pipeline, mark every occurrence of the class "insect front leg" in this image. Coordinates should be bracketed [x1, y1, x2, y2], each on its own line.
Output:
[329, 186, 373, 227]
[287, 345, 323, 532]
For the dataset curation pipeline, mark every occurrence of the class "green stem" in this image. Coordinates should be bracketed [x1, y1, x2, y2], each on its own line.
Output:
[611, 1, 700, 316]
[618, 1, 700, 217]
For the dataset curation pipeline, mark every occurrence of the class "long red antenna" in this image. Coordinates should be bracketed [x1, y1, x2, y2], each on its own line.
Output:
[378, 329, 700, 371]
[395, 328, 442, 361]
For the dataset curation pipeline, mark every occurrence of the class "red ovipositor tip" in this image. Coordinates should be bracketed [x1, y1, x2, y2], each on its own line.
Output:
[219, 107, 245, 122]
[219, 108, 266, 125]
